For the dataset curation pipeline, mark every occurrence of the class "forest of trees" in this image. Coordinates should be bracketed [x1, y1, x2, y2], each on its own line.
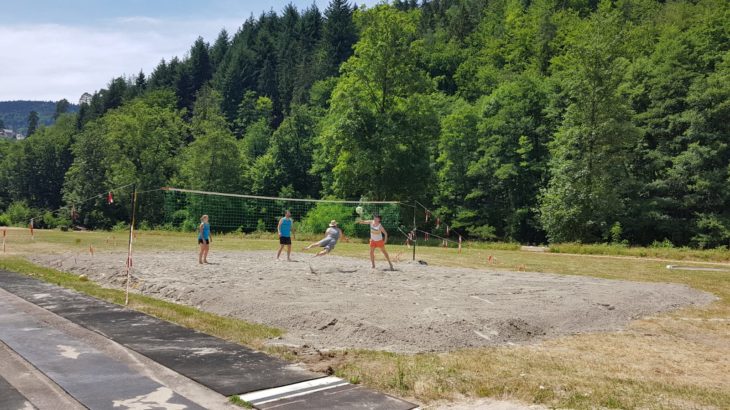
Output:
[0, 0, 728, 248]
[0, 100, 77, 135]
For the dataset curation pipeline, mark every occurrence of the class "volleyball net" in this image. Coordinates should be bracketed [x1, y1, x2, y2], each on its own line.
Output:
[11, 185, 466, 251]
[160, 187, 406, 240]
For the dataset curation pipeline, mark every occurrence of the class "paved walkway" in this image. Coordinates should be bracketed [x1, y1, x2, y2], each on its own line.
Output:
[0, 373, 34, 410]
[0, 270, 417, 410]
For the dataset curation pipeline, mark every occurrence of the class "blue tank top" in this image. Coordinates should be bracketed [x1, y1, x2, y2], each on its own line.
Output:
[198, 222, 210, 240]
[280, 218, 292, 237]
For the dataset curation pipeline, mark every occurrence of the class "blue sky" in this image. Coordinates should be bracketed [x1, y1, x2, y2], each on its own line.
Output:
[0, 0, 380, 102]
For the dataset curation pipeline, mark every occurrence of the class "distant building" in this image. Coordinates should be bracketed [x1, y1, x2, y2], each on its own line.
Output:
[1, 129, 24, 140]
[79, 92, 93, 105]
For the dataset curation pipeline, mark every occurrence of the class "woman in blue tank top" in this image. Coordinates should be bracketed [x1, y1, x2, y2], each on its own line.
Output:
[277, 210, 295, 261]
[198, 214, 211, 264]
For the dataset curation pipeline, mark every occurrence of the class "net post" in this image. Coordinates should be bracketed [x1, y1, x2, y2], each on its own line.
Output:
[125, 185, 138, 306]
[412, 203, 416, 261]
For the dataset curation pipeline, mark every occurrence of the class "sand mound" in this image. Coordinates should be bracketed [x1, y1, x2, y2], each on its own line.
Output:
[29, 251, 716, 353]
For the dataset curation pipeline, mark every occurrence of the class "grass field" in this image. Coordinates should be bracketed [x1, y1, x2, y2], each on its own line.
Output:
[1, 227, 729, 409]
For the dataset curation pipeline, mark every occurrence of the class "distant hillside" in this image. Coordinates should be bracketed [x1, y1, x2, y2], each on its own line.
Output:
[0, 100, 79, 134]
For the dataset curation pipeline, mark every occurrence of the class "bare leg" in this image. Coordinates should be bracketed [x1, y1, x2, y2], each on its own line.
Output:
[380, 247, 394, 270]
[369, 247, 376, 268]
[199, 245, 204, 264]
[203, 244, 210, 263]
[286, 244, 292, 261]
[277, 244, 284, 259]
[315, 248, 330, 257]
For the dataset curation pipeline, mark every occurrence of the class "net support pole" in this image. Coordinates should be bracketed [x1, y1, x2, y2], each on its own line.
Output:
[125, 186, 138, 306]
[412, 204, 417, 261]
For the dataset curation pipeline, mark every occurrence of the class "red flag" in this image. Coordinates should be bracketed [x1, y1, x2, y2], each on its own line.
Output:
[107, 191, 114, 204]
[436, 217, 441, 229]
[425, 210, 430, 223]
[446, 225, 450, 235]
[29, 219, 34, 238]
[425, 232, 430, 241]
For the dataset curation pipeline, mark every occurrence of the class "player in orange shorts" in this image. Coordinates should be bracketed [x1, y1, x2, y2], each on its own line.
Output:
[357, 214, 394, 270]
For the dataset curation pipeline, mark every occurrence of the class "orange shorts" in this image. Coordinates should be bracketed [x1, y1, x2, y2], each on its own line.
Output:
[370, 239, 385, 249]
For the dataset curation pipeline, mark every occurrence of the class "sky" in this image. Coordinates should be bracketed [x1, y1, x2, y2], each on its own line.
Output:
[0, 0, 380, 102]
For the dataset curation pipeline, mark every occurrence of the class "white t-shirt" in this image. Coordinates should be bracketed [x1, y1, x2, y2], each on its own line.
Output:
[370, 223, 383, 241]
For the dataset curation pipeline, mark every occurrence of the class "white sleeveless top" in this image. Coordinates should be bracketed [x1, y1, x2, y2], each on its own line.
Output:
[370, 223, 383, 241]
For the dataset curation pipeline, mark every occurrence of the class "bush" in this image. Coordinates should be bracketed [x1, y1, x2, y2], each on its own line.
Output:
[84, 210, 113, 229]
[299, 203, 357, 235]
[112, 221, 128, 232]
[609, 222, 623, 244]
[171, 209, 189, 227]
[692, 213, 730, 249]
[256, 219, 267, 233]
[41, 211, 58, 228]
[6, 202, 31, 225]
[466, 225, 497, 240]
[158, 223, 176, 231]
[0, 214, 10, 226]
[181, 219, 197, 232]
[650, 239, 674, 248]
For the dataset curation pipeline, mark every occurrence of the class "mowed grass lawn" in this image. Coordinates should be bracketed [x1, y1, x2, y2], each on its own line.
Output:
[1, 227, 729, 409]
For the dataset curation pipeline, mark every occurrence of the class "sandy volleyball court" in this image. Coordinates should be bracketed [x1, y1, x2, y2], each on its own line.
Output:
[30, 251, 715, 353]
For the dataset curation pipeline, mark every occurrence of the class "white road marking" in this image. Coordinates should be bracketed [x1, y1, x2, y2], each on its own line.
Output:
[112, 387, 186, 410]
[189, 347, 220, 356]
[58, 345, 81, 359]
[239, 376, 348, 405]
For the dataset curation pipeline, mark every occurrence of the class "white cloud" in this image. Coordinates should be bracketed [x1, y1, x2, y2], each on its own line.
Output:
[113, 16, 165, 25]
[0, 18, 242, 102]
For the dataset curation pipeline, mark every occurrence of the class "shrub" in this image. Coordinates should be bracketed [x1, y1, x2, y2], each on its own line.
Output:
[299, 203, 356, 235]
[609, 222, 623, 244]
[84, 210, 113, 229]
[6, 202, 31, 225]
[650, 239, 674, 248]
[0, 214, 10, 226]
[256, 219, 267, 233]
[466, 225, 497, 240]
[692, 213, 730, 249]
[171, 209, 189, 227]
[41, 211, 58, 228]
[181, 219, 198, 232]
[112, 221, 128, 232]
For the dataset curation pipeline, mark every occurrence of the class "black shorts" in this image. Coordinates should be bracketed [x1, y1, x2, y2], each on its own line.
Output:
[198, 238, 210, 245]
[279, 236, 292, 245]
